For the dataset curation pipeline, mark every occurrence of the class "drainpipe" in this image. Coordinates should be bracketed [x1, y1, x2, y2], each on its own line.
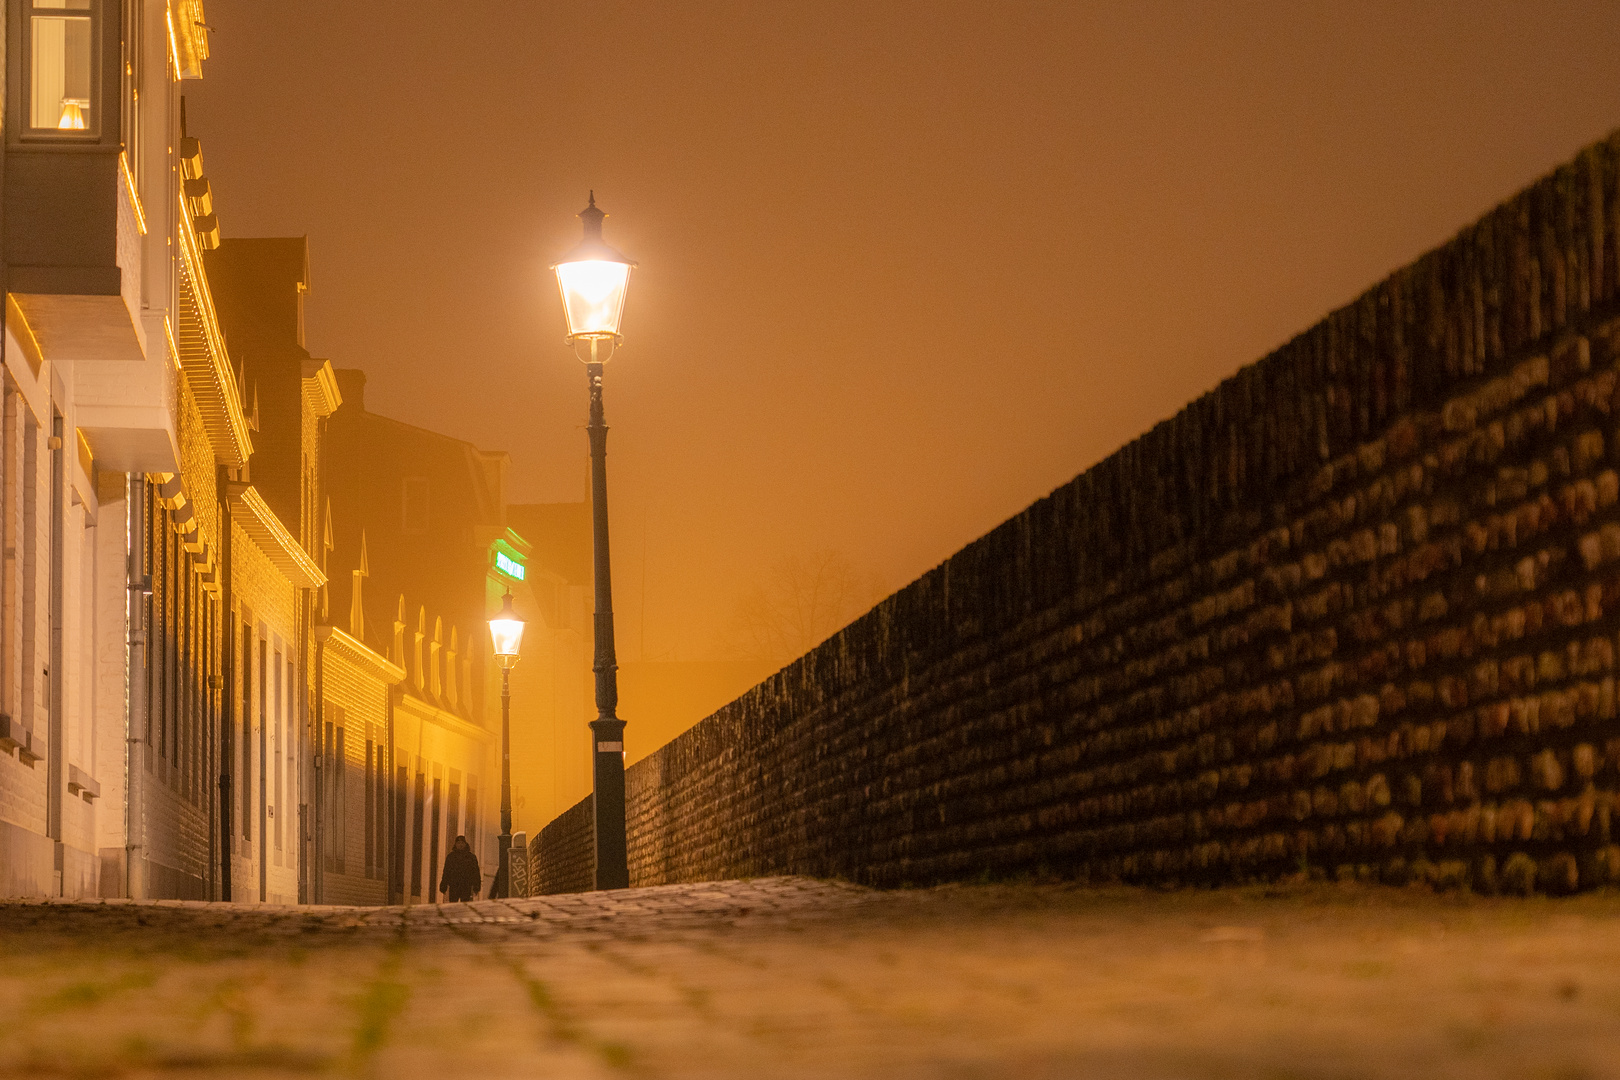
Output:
[312, 625, 324, 904]
[299, 590, 307, 906]
[47, 415, 64, 893]
[217, 463, 233, 901]
[125, 474, 148, 899]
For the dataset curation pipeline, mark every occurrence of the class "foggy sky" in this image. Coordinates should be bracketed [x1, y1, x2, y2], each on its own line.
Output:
[188, 1, 1620, 662]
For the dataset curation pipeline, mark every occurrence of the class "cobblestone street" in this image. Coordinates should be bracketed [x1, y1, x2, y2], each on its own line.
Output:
[4, 878, 1620, 1079]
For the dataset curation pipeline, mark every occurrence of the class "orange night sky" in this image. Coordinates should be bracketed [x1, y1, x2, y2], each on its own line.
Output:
[189, 2, 1620, 665]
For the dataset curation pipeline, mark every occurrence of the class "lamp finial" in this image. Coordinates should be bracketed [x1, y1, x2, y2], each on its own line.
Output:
[579, 192, 605, 240]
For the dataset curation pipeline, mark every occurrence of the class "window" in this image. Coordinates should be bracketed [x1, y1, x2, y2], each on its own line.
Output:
[402, 477, 429, 534]
[241, 621, 252, 841]
[273, 652, 283, 853]
[374, 734, 388, 880]
[446, 779, 461, 865]
[287, 662, 297, 863]
[394, 762, 408, 898]
[334, 725, 347, 873]
[364, 735, 374, 876]
[409, 767, 425, 898]
[324, 705, 347, 872]
[258, 638, 267, 851]
[28, 0, 94, 132]
[428, 776, 441, 899]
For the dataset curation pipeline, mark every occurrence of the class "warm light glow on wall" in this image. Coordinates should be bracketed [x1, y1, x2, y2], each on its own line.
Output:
[555, 259, 632, 340]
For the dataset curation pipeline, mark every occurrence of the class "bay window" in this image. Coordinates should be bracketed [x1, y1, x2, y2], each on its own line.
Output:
[27, 0, 95, 133]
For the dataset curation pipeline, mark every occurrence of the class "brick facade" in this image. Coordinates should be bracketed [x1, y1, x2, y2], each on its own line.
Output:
[138, 377, 223, 900]
[314, 628, 399, 906]
[393, 669, 497, 905]
[230, 516, 303, 904]
[537, 132, 1620, 896]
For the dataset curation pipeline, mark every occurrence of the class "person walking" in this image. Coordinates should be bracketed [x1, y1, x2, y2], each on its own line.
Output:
[439, 835, 481, 903]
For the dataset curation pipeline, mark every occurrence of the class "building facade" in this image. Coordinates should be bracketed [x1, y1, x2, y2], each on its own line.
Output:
[0, 1, 594, 904]
[323, 374, 589, 897]
[0, 0, 253, 899]
[389, 595, 495, 903]
[311, 624, 400, 906]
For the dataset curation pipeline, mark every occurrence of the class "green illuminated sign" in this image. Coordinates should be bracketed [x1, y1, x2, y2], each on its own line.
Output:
[495, 551, 525, 580]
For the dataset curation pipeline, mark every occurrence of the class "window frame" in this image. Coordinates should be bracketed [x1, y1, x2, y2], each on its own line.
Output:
[20, 0, 102, 141]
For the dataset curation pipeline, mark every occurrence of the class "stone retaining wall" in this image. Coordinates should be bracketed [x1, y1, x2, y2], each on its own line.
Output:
[533, 793, 594, 895]
[538, 132, 1620, 895]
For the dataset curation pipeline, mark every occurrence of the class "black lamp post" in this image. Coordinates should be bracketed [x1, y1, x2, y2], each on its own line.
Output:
[488, 590, 524, 898]
[552, 193, 634, 890]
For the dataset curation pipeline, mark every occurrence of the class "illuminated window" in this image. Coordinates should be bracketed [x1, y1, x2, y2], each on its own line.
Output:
[28, 0, 94, 132]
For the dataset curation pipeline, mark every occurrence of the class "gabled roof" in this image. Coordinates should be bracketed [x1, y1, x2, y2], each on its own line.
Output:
[302, 358, 342, 418]
[176, 193, 252, 466]
[229, 483, 325, 589]
[316, 625, 405, 684]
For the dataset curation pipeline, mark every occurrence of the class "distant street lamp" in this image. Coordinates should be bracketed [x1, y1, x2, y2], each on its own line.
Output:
[488, 590, 525, 898]
[553, 192, 635, 890]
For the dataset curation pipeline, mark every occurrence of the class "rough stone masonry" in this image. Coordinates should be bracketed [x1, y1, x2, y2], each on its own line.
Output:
[538, 130, 1620, 897]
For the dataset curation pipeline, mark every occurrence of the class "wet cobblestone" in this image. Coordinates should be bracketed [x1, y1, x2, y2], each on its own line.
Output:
[3, 877, 1620, 1078]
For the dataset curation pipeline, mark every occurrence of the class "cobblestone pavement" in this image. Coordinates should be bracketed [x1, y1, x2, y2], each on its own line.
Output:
[3, 878, 1620, 1078]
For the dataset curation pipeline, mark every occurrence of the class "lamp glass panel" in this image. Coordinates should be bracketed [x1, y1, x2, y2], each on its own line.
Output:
[489, 616, 525, 659]
[31, 9, 92, 130]
[556, 260, 631, 338]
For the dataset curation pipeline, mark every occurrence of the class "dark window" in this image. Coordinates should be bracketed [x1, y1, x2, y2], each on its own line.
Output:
[334, 725, 347, 874]
[258, 638, 267, 852]
[322, 720, 333, 868]
[393, 763, 408, 899]
[446, 781, 460, 857]
[410, 769, 425, 898]
[240, 621, 252, 841]
[323, 709, 345, 872]
[429, 778, 442, 900]
[364, 736, 374, 876]
[374, 735, 388, 881]
[273, 652, 282, 852]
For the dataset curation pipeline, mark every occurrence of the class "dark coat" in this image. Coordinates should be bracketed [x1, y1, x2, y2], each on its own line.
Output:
[440, 847, 481, 898]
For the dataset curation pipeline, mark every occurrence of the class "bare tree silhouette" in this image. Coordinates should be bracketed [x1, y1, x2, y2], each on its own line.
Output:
[722, 548, 885, 667]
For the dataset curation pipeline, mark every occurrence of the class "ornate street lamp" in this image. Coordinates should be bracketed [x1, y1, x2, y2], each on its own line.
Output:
[488, 590, 524, 898]
[552, 192, 634, 890]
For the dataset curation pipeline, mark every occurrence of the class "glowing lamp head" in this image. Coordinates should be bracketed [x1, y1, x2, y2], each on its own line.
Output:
[58, 99, 86, 130]
[552, 192, 636, 343]
[488, 591, 525, 670]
